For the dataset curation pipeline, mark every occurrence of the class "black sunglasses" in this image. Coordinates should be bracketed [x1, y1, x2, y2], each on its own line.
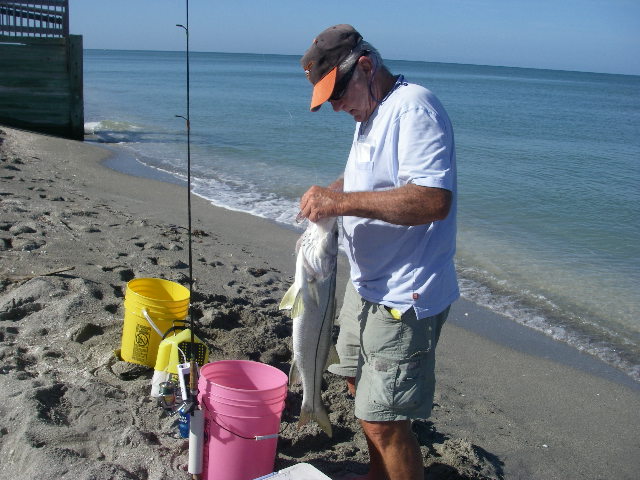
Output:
[329, 58, 360, 101]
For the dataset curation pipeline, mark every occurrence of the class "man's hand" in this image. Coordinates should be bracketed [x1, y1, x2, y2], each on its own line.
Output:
[299, 185, 345, 222]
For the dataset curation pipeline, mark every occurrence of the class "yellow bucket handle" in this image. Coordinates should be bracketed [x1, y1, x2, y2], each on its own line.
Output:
[141, 308, 164, 337]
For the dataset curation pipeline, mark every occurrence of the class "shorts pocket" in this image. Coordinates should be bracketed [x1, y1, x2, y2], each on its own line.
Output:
[368, 352, 428, 411]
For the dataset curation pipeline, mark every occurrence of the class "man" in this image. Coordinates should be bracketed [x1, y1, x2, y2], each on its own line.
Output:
[298, 25, 459, 480]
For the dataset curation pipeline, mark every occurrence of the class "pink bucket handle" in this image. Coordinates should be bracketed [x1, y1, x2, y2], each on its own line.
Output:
[202, 401, 281, 441]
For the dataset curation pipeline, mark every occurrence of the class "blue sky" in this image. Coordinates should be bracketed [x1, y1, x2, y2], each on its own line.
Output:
[70, 0, 639, 75]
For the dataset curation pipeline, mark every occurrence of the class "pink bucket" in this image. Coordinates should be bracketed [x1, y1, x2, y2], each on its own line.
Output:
[198, 360, 288, 480]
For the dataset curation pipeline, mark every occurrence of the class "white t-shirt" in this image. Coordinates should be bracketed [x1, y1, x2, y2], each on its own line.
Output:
[342, 78, 459, 318]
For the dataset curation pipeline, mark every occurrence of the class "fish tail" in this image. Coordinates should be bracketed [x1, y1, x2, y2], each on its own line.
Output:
[298, 404, 333, 437]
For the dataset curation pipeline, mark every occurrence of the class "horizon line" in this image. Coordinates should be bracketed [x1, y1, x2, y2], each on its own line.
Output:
[80, 47, 640, 78]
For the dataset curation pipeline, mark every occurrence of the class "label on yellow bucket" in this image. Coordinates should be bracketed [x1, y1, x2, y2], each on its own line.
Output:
[132, 323, 152, 364]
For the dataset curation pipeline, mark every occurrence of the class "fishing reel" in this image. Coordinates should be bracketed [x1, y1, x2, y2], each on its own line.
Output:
[158, 380, 179, 410]
[158, 379, 197, 416]
[157, 362, 199, 415]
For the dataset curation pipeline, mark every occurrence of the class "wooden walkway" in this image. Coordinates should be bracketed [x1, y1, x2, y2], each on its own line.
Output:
[0, 1, 83, 139]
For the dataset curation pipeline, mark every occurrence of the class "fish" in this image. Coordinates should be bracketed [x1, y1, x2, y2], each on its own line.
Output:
[279, 216, 339, 437]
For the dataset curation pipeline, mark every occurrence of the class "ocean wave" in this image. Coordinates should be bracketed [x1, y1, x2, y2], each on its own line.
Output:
[130, 155, 302, 228]
[84, 120, 165, 144]
[85, 119, 142, 134]
[457, 265, 640, 382]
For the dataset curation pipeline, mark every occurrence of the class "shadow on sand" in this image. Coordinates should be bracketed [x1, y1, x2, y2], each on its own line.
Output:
[275, 419, 504, 479]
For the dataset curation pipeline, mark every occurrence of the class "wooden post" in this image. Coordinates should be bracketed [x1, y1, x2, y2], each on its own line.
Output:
[67, 34, 83, 139]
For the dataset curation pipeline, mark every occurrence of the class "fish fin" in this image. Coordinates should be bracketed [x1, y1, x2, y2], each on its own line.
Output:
[288, 357, 301, 386]
[290, 290, 305, 318]
[279, 283, 299, 311]
[298, 404, 333, 437]
[325, 344, 340, 369]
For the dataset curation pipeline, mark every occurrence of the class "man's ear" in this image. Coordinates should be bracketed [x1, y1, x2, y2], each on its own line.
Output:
[358, 55, 375, 76]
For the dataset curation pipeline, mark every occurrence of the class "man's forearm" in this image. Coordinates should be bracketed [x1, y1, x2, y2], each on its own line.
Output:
[300, 182, 451, 225]
[338, 184, 451, 226]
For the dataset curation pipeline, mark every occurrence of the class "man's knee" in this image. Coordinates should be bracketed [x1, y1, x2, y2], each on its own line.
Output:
[360, 419, 412, 448]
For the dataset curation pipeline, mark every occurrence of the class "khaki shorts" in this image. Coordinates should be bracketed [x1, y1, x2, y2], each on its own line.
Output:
[328, 282, 449, 421]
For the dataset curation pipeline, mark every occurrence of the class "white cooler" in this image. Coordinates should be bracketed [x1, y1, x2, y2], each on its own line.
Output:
[254, 463, 331, 479]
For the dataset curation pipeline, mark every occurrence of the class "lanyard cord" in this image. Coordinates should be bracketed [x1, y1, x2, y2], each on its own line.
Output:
[360, 74, 405, 137]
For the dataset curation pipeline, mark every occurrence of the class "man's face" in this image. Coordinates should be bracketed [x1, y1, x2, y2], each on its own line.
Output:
[328, 58, 377, 123]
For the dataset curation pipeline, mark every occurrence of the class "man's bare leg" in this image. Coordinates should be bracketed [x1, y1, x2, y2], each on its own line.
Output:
[345, 377, 424, 480]
[360, 419, 424, 480]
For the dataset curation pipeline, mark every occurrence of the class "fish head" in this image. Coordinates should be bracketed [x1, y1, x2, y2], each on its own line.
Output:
[300, 216, 338, 280]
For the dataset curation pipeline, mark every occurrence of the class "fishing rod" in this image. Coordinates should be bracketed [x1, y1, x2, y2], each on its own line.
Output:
[176, 1, 205, 478]
[175, 0, 196, 400]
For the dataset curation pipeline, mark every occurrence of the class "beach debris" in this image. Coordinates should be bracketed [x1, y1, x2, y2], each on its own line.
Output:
[279, 216, 339, 437]
[3, 266, 75, 284]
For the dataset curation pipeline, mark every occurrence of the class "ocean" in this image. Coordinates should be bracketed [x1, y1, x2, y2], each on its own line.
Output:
[83, 49, 640, 382]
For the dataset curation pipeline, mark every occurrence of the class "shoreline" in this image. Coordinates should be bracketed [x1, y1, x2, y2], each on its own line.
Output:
[1, 125, 639, 479]
[94, 138, 640, 389]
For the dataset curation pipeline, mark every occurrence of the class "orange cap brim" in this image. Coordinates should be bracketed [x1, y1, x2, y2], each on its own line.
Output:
[310, 66, 338, 112]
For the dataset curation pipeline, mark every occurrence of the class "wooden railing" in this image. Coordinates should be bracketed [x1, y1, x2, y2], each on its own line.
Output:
[0, 0, 69, 38]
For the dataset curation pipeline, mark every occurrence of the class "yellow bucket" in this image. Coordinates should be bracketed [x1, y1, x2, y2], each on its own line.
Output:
[120, 278, 190, 367]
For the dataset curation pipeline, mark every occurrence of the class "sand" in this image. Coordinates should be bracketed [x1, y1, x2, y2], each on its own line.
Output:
[0, 125, 639, 480]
